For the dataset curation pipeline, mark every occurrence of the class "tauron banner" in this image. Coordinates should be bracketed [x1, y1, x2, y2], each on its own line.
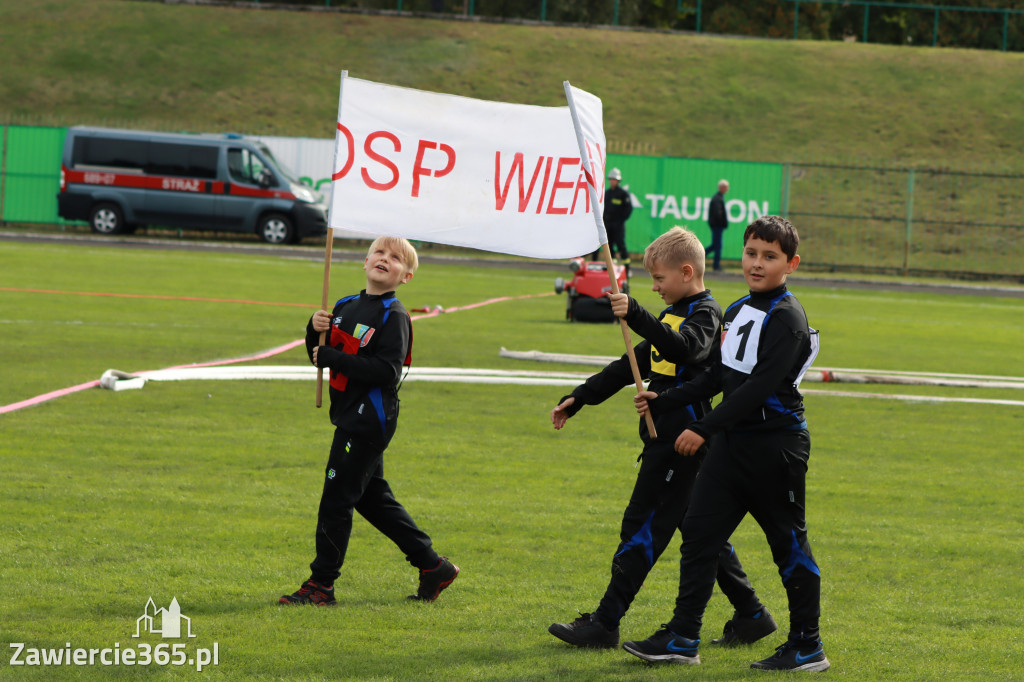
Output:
[609, 155, 784, 261]
[328, 75, 607, 259]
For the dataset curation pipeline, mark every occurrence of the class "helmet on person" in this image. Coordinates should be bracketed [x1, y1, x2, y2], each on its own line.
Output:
[607, 168, 622, 181]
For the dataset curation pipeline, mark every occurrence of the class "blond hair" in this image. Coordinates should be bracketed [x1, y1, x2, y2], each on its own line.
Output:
[367, 236, 419, 274]
[642, 227, 705, 276]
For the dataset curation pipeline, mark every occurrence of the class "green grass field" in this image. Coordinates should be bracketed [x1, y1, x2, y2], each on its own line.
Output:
[2, 241, 1023, 679]
[2, 0, 1023, 168]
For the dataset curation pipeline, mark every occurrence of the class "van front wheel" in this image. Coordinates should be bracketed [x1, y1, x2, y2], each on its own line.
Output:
[257, 213, 294, 244]
[90, 203, 125, 235]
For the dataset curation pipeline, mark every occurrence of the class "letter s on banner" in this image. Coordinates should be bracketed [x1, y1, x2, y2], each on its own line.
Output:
[361, 131, 401, 191]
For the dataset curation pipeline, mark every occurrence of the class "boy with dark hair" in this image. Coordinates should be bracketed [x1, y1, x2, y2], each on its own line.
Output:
[548, 227, 775, 650]
[625, 215, 827, 671]
[279, 236, 459, 606]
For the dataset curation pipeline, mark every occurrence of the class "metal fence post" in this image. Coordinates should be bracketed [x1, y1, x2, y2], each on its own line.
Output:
[614, 0, 620, 26]
[781, 163, 791, 218]
[0, 124, 7, 224]
[903, 168, 915, 275]
[696, 0, 702, 33]
[793, 0, 800, 39]
[932, 9, 939, 47]
[863, 4, 870, 44]
[1003, 10, 1009, 51]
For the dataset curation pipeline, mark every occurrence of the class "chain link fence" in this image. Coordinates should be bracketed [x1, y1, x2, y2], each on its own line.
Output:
[781, 162, 1023, 279]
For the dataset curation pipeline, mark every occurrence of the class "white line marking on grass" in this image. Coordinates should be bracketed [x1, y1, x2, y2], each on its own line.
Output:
[105, 366, 1024, 407]
[802, 389, 1024, 407]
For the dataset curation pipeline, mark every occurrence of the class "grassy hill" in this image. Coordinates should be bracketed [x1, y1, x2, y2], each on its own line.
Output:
[2, 0, 1023, 169]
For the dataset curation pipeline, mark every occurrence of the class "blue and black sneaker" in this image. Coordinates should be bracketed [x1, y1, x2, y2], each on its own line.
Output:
[622, 627, 700, 665]
[751, 639, 830, 672]
[548, 612, 619, 649]
[712, 607, 778, 646]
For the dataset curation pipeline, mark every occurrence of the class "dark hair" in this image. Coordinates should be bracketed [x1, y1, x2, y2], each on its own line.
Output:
[743, 215, 800, 260]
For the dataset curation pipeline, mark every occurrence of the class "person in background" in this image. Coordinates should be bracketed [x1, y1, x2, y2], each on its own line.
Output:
[706, 179, 730, 272]
[594, 167, 633, 266]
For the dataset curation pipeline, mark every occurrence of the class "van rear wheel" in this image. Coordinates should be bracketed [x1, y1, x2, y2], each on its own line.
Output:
[257, 213, 294, 244]
[89, 203, 125, 235]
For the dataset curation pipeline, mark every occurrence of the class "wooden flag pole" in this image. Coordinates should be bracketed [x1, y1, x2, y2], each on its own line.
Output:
[563, 80, 656, 439]
[315, 227, 335, 408]
[600, 242, 657, 439]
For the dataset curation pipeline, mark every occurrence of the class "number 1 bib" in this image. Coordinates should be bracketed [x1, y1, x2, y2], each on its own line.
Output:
[721, 304, 766, 375]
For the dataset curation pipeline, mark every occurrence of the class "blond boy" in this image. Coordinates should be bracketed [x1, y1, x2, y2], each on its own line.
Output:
[280, 237, 458, 606]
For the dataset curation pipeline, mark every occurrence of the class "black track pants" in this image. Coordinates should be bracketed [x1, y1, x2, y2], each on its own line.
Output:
[591, 223, 629, 262]
[668, 429, 821, 643]
[593, 438, 763, 629]
[309, 428, 436, 585]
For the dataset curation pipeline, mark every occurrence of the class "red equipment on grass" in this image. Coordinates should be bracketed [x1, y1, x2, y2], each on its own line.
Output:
[554, 257, 629, 322]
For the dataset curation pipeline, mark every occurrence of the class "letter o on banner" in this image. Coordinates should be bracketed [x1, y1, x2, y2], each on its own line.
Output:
[332, 123, 355, 181]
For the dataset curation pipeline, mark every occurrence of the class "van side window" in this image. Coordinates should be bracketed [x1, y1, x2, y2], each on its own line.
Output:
[149, 142, 218, 179]
[73, 137, 147, 172]
[228, 148, 274, 187]
[72, 137, 219, 179]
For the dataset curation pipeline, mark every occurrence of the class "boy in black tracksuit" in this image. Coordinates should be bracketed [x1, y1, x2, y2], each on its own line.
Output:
[624, 215, 828, 672]
[548, 227, 775, 649]
[279, 236, 458, 606]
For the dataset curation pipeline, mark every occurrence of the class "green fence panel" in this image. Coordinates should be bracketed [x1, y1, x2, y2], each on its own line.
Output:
[0, 127, 5, 222]
[608, 154, 784, 262]
[2, 125, 66, 224]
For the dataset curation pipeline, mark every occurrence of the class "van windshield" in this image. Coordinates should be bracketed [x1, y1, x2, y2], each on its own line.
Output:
[256, 143, 300, 185]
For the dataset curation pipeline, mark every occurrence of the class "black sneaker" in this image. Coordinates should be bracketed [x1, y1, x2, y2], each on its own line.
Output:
[712, 607, 778, 646]
[408, 556, 459, 601]
[548, 612, 619, 649]
[622, 627, 700, 664]
[278, 579, 336, 606]
[751, 640, 830, 672]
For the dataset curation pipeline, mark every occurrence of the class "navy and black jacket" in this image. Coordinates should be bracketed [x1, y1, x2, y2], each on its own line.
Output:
[604, 185, 633, 230]
[657, 284, 816, 437]
[707, 191, 728, 230]
[306, 290, 411, 447]
[562, 290, 722, 442]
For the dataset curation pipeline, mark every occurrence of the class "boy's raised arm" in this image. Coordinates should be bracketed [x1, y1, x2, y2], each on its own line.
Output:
[611, 293, 719, 366]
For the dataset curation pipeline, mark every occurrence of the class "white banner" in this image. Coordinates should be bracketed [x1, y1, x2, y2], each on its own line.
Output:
[329, 75, 607, 259]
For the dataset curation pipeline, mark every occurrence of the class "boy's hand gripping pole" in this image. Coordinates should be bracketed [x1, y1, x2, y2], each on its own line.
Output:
[315, 228, 335, 408]
[601, 243, 657, 439]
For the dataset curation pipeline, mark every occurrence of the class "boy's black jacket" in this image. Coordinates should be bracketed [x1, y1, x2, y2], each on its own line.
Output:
[658, 284, 814, 437]
[562, 290, 722, 442]
[306, 290, 410, 446]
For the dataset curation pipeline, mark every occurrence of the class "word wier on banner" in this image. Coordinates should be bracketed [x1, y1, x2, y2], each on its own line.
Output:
[333, 124, 456, 198]
[494, 139, 604, 216]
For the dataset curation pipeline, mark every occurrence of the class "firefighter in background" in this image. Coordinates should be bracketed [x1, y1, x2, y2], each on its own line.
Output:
[593, 167, 633, 266]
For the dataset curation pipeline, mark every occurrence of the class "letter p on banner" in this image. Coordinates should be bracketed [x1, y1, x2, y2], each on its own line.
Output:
[328, 73, 605, 259]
